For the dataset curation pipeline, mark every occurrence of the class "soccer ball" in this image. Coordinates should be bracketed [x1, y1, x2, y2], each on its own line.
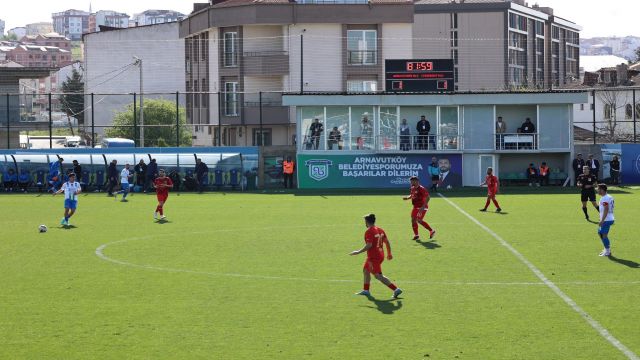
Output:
[446, 185, 453, 190]
[39, 224, 48, 233]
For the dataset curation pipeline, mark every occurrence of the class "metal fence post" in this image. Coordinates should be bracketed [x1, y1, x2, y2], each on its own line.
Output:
[217, 91, 222, 146]
[300, 34, 304, 94]
[259, 91, 263, 147]
[592, 90, 596, 145]
[633, 88, 637, 143]
[176, 91, 180, 147]
[48, 92, 53, 149]
[91, 93, 95, 148]
[133, 93, 137, 147]
[6, 94, 10, 149]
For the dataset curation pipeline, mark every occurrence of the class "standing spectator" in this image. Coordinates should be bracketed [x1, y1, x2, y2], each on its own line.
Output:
[146, 158, 158, 192]
[134, 159, 147, 190]
[3, 168, 17, 192]
[399, 118, 411, 151]
[572, 153, 585, 185]
[416, 115, 431, 150]
[538, 162, 550, 186]
[106, 160, 118, 196]
[427, 157, 439, 192]
[282, 156, 295, 189]
[309, 118, 323, 150]
[587, 154, 600, 179]
[72, 160, 82, 179]
[328, 126, 342, 150]
[526, 163, 539, 186]
[495, 116, 506, 149]
[360, 115, 373, 149]
[520, 118, 536, 133]
[609, 155, 620, 185]
[195, 158, 209, 193]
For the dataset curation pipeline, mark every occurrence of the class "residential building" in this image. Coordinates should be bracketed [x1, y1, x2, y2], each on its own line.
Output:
[83, 22, 185, 137]
[94, 10, 130, 30]
[133, 10, 185, 26]
[25, 22, 54, 36]
[21, 33, 71, 51]
[52, 9, 91, 40]
[8, 27, 27, 39]
[179, 0, 414, 146]
[412, 0, 581, 90]
[1, 44, 72, 68]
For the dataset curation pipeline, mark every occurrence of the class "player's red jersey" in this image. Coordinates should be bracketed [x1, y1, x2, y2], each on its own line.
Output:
[364, 226, 386, 261]
[154, 177, 173, 196]
[486, 175, 499, 193]
[410, 185, 429, 208]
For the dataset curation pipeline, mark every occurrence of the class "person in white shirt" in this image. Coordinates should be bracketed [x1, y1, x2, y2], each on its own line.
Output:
[53, 173, 81, 226]
[597, 184, 615, 257]
[115, 163, 133, 202]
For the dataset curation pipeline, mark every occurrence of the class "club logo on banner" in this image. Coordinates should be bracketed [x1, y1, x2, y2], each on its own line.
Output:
[305, 159, 332, 181]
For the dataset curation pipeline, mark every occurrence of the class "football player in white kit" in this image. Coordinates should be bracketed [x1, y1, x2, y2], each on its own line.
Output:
[53, 172, 81, 226]
[115, 163, 133, 202]
[597, 184, 615, 257]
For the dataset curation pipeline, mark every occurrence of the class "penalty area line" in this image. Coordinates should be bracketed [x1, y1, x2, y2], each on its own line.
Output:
[438, 193, 639, 360]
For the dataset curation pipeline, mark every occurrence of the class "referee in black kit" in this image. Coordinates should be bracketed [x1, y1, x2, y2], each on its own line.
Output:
[576, 165, 599, 221]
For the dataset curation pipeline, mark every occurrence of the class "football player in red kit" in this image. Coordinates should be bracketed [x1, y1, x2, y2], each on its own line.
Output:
[153, 169, 173, 220]
[349, 214, 402, 299]
[403, 176, 435, 241]
[480, 167, 502, 212]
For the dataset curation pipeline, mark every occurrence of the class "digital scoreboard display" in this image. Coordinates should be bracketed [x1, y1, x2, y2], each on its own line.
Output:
[385, 59, 455, 92]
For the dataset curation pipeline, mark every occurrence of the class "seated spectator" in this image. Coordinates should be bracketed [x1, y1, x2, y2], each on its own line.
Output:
[3, 168, 17, 192]
[520, 118, 536, 134]
[328, 126, 342, 150]
[18, 171, 31, 192]
[538, 162, 550, 186]
[526, 163, 538, 187]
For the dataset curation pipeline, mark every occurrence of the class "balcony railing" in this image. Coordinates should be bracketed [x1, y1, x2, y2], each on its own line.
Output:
[242, 51, 289, 76]
[347, 50, 377, 65]
[301, 134, 462, 152]
[495, 133, 538, 150]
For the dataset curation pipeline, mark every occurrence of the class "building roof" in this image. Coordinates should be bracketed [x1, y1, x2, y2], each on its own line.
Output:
[209, 0, 410, 7]
[580, 55, 629, 72]
[415, 0, 507, 3]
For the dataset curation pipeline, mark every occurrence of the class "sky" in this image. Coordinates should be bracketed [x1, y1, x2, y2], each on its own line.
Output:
[1, 0, 638, 38]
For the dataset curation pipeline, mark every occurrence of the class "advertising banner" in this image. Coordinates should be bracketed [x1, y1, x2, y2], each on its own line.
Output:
[621, 144, 640, 184]
[297, 153, 463, 189]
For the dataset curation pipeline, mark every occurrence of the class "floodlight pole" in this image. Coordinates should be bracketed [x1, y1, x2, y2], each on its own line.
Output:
[134, 57, 144, 147]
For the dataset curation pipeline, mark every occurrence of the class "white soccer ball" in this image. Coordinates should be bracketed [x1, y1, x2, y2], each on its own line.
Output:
[39, 224, 48, 233]
[446, 185, 452, 190]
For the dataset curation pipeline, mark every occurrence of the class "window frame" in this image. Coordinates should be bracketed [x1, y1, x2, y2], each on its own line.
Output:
[224, 81, 239, 116]
[347, 29, 377, 66]
[223, 31, 238, 67]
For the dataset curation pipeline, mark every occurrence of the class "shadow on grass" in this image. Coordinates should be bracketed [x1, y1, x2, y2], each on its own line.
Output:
[57, 225, 77, 230]
[608, 256, 640, 268]
[155, 219, 171, 224]
[416, 239, 441, 251]
[362, 295, 403, 314]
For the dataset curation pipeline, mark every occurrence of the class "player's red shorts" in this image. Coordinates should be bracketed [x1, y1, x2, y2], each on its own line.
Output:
[157, 193, 168, 202]
[487, 188, 497, 197]
[364, 258, 383, 274]
[411, 207, 427, 220]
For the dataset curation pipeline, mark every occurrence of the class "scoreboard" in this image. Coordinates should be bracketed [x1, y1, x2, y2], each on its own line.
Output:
[385, 59, 454, 92]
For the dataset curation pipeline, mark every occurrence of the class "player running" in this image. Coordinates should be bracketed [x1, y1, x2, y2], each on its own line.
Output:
[53, 172, 81, 226]
[153, 169, 173, 220]
[349, 214, 402, 299]
[480, 167, 502, 212]
[596, 184, 615, 257]
[114, 163, 133, 202]
[577, 165, 599, 220]
[403, 176, 435, 241]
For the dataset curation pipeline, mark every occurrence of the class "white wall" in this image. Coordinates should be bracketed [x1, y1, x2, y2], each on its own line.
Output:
[573, 89, 637, 136]
[84, 22, 185, 134]
[243, 25, 284, 53]
[457, 12, 505, 90]
[412, 13, 450, 59]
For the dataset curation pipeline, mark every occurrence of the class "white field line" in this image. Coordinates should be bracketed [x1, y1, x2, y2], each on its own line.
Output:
[438, 193, 639, 360]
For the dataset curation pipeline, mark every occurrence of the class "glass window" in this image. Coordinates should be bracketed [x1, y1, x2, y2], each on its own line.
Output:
[347, 30, 376, 65]
[346, 80, 377, 92]
[439, 107, 459, 150]
[300, 107, 325, 150]
[625, 104, 633, 119]
[379, 106, 399, 151]
[350, 106, 375, 150]
[223, 32, 238, 67]
[224, 81, 238, 116]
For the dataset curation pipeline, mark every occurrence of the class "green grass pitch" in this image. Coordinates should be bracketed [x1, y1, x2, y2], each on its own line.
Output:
[1, 188, 639, 359]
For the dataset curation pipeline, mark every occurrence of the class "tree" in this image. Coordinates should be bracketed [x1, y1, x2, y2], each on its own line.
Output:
[105, 98, 192, 147]
[597, 90, 633, 143]
[59, 68, 85, 134]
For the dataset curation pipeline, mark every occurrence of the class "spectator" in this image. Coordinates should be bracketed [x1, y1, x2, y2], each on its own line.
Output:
[3, 168, 17, 192]
[496, 116, 506, 149]
[106, 160, 118, 196]
[309, 118, 323, 150]
[526, 163, 538, 186]
[572, 153, 585, 185]
[520, 118, 536, 134]
[18, 170, 30, 192]
[146, 158, 158, 192]
[609, 155, 620, 185]
[328, 126, 342, 150]
[360, 115, 373, 149]
[416, 115, 431, 150]
[399, 118, 411, 151]
[539, 162, 550, 186]
[428, 157, 439, 192]
[72, 160, 82, 179]
[195, 158, 209, 193]
[587, 154, 600, 179]
[134, 159, 147, 189]
[282, 156, 295, 189]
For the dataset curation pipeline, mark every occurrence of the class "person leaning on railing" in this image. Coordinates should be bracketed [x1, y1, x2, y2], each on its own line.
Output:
[328, 126, 342, 150]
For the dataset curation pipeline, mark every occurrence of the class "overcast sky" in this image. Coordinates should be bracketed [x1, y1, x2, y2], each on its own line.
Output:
[1, 0, 637, 38]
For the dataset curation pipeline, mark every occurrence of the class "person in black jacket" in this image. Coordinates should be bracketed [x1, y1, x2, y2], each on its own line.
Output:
[609, 155, 620, 185]
[309, 118, 323, 150]
[416, 115, 431, 150]
[195, 158, 209, 193]
[572, 153, 585, 185]
[72, 160, 82, 180]
[520, 118, 536, 133]
[576, 165, 599, 221]
[587, 154, 600, 179]
[106, 160, 118, 196]
[134, 159, 147, 188]
[146, 159, 158, 192]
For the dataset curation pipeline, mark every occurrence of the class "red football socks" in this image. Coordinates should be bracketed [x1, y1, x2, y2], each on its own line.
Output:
[419, 220, 432, 231]
[485, 198, 491, 208]
[156, 205, 163, 215]
[364, 283, 370, 291]
[388, 284, 398, 291]
[492, 199, 500, 208]
[412, 223, 419, 235]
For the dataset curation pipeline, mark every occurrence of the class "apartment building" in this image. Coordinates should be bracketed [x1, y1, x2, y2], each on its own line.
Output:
[1, 44, 72, 68]
[179, 0, 414, 147]
[25, 22, 54, 36]
[133, 10, 185, 26]
[413, 0, 581, 90]
[21, 33, 71, 51]
[52, 9, 91, 41]
[94, 10, 130, 31]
